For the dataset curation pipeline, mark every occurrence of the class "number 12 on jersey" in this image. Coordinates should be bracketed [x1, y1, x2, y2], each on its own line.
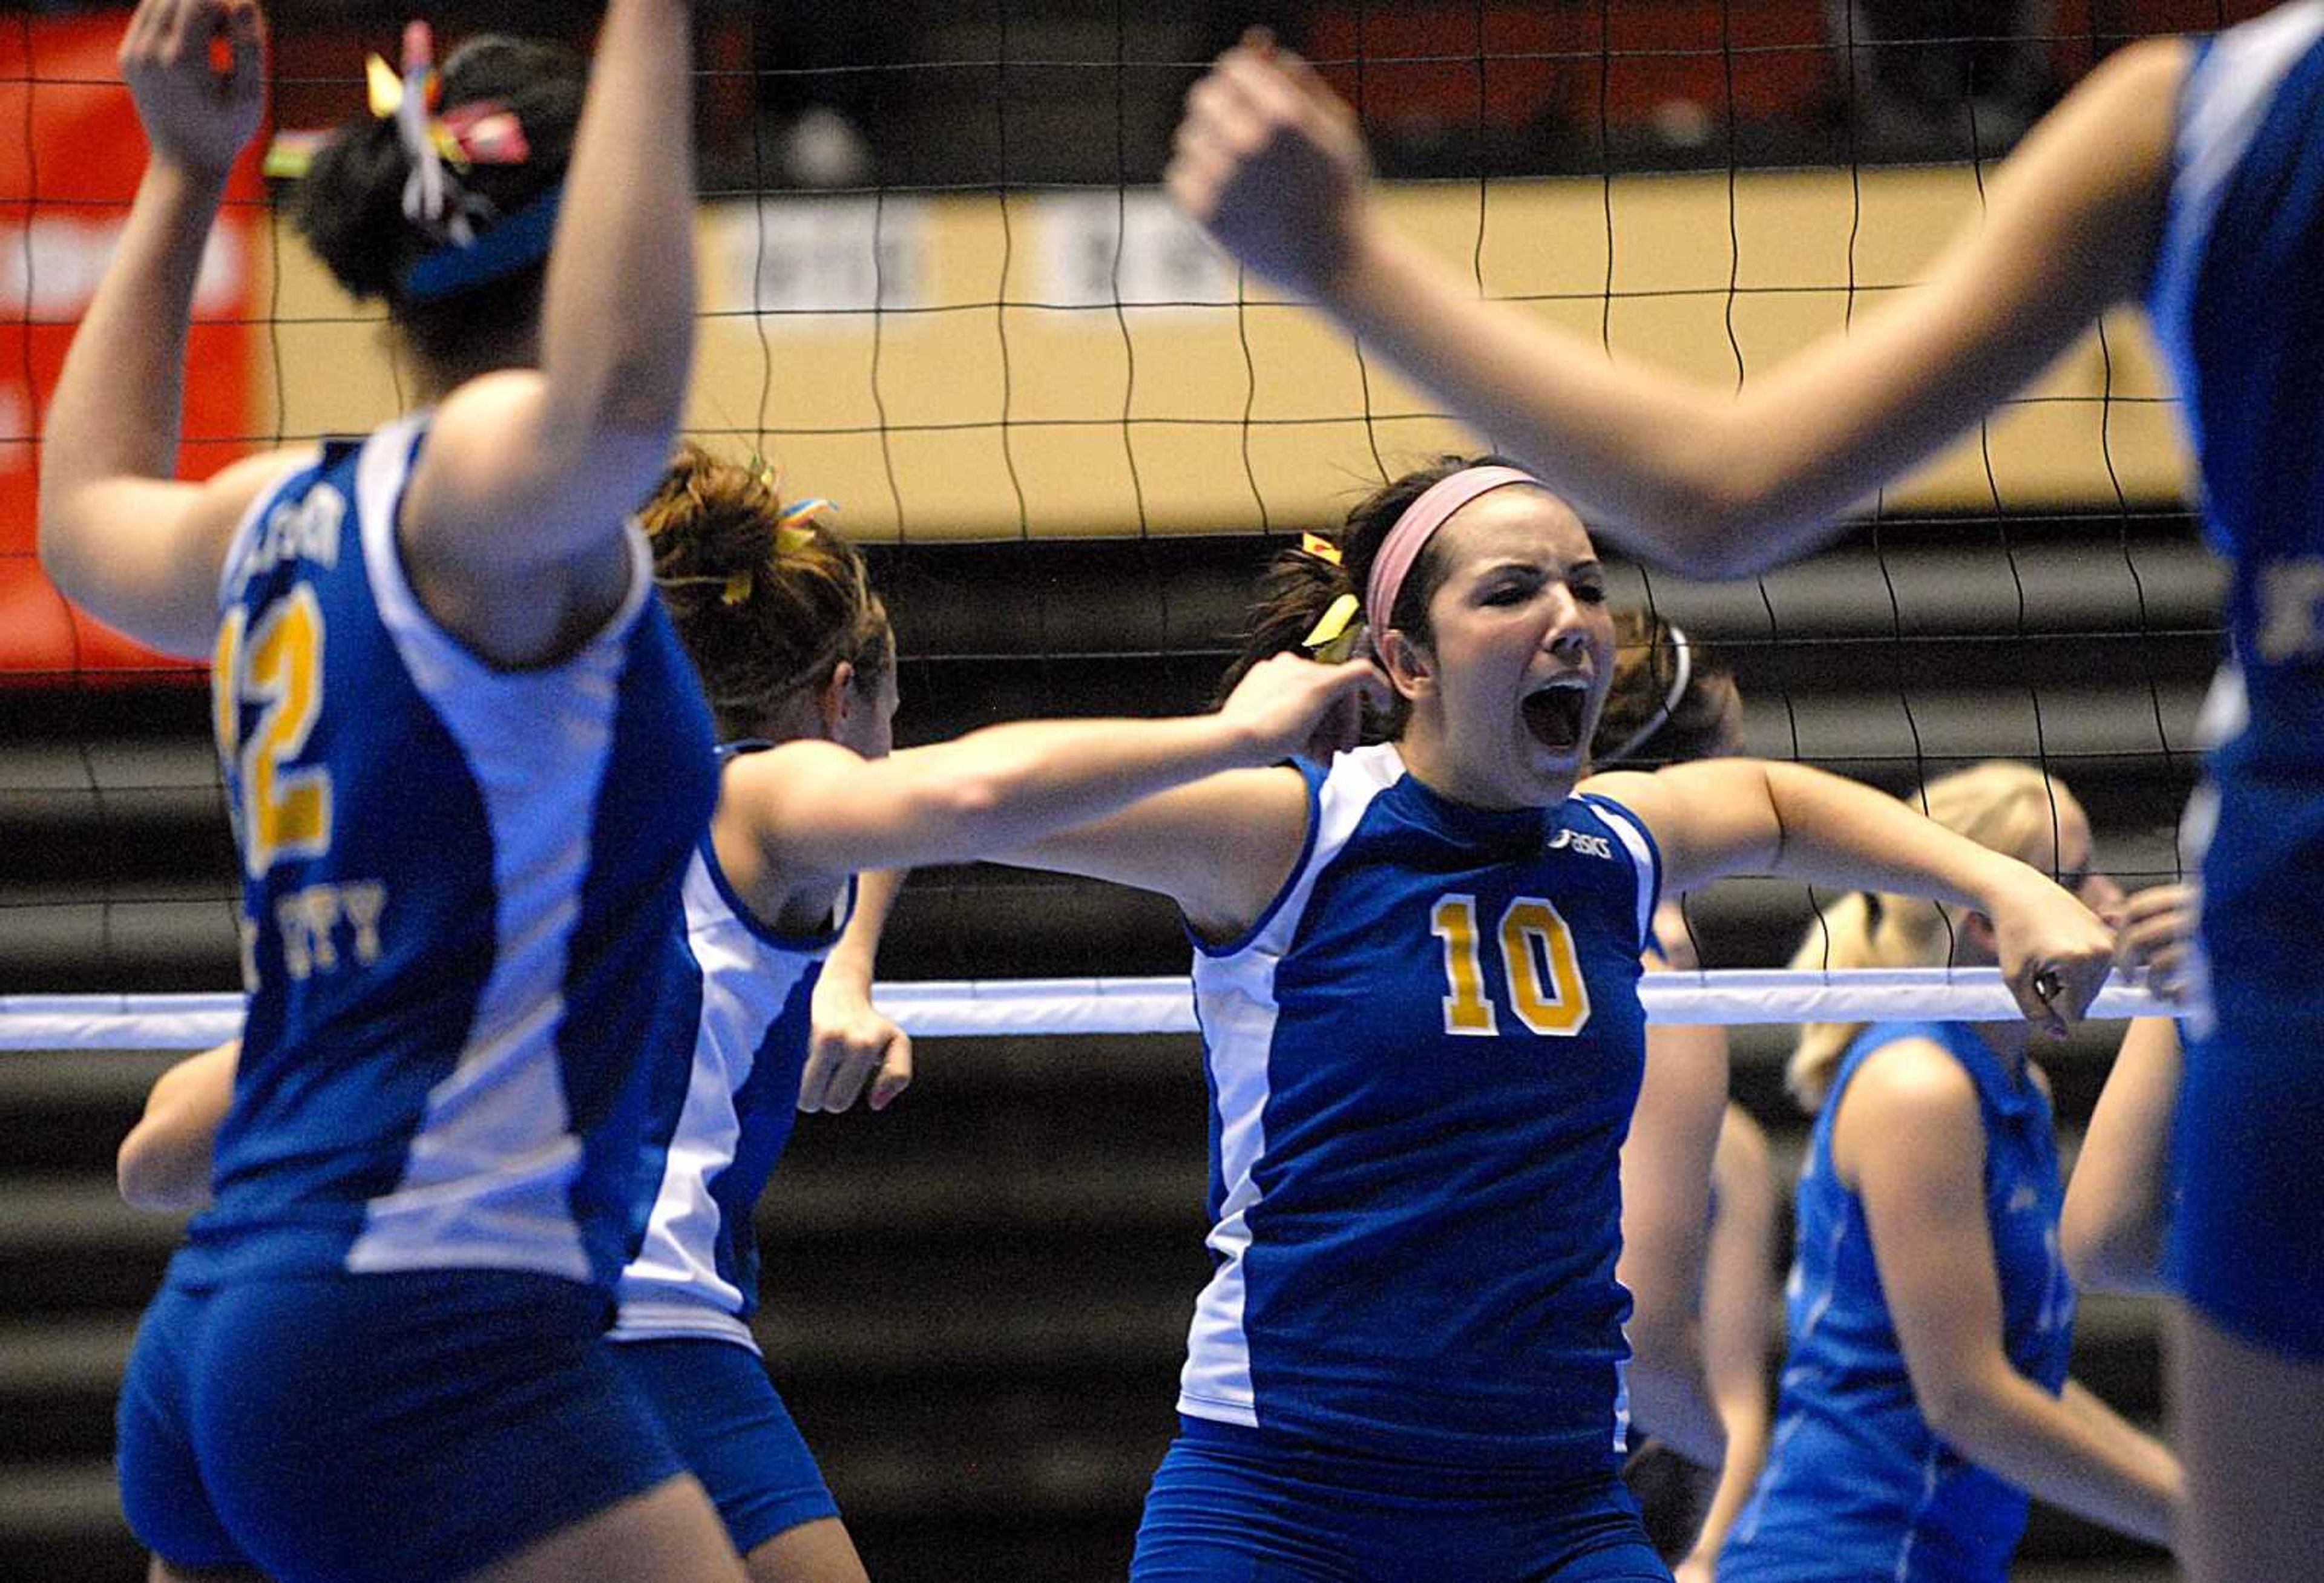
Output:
[213, 587, 335, 880]
[1431, 894, 1592, 1037]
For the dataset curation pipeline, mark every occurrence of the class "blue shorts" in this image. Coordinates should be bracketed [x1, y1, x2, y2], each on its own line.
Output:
[1131, 1418, 1672, 1582]
[117, 1268, 688, 1583]
[612, 1336, 841, 1555]
[2168, 1005, 2324, 1360]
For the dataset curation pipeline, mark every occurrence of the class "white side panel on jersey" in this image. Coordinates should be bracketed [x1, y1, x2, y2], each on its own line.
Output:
[612, 850, 825, 1351]
[1584, 796, 1661, 952]
[344, 418, 659, 1281]
[1178, 744, 1403, 1428]
[2153, 1, 2324, 369]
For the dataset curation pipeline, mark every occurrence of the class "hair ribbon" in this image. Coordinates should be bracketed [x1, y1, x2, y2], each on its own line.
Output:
[775, 498, 836, 557]
[1300, 595, 1364, 663]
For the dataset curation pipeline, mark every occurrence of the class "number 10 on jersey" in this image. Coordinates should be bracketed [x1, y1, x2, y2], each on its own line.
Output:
[1431, 894, 1592, 1037]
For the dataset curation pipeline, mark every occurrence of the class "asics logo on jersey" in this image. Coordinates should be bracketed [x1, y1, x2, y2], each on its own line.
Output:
[1547, 828, 1615, 861]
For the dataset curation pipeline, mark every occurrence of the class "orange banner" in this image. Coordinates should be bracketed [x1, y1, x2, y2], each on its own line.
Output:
[0, 8, 264, 682]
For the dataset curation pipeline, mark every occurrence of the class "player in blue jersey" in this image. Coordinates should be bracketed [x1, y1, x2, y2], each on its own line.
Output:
[1170, 13, 2324, 1575]
[39, 4, 753, 1581]
[613, 448, 1382, 1582]
[1718, 764, 2180, 1581]
[991, 458, 2112, 1581]
[1589, 613, 1777, 1581]
[112, 447, 1388, 1583]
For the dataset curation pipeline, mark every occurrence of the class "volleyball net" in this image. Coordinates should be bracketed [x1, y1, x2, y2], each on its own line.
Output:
[0, 2, 2256, 1031]
[0, 969, 2181, 1053]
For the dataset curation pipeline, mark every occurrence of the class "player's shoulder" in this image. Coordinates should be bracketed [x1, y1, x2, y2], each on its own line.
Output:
[1841, 1035, 1982, 1128]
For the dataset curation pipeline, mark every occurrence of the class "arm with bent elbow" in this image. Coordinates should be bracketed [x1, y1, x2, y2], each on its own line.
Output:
[1596, 758, 2116, 1036]
[404, 0, 704, 577]
[1845, 1047, 2181, 1549]
[1168, 36, 2183, 577]
[40, 1, 287, 655]
[117, 1041, 238, 1213]
[743, 654, 1390, 883]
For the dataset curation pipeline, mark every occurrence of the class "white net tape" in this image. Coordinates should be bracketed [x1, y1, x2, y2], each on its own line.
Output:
[0, 970, 2178, 1051]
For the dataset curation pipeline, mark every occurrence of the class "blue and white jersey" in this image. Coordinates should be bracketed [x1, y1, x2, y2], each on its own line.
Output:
[2147, 1, 2324, 1018]
[182, 415, 720, 1293]
[1181, 743, 1661, 1472]
[1720, 1022, 2074, 1583]
[614, 770, 854, 1352]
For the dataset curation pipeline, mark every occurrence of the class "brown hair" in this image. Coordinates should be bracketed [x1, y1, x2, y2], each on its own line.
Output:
[1217, 454, 1519, 736]
[640, 445, 892, 739]
[1786, 761, 2078, 1109]
[1589, 608, 1741, 769]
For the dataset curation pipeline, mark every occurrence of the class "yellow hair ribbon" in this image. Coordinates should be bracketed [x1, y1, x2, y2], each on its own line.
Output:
[367, 54, 408, 119]
[1299, 533, 1343, 566]
[775, 496, 836, 556]
[1300, 593, 1362, 662]
[263, 132, 323, 180]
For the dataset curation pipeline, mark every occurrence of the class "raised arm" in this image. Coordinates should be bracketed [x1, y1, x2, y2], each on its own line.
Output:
[117, 1040, 238, 1213]
[38, 0, 298, 656]
[1590, 758, 2115, 1031]
[399, 0, 699, 592]
[1169, 35, 2185, 577]
[731, 654, 1385, 937]
[1840, 1043, 2182, 1546]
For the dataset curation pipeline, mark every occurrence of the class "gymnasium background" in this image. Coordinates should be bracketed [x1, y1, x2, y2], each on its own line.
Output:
[0, 2, 2246, 1577]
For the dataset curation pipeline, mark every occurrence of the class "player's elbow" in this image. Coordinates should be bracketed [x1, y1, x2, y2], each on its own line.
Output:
[1623, 1296, 1699, 1383]
[1910, 1360, 2012, 1450]
[919, 771, 1010, 850]
[2060, 1205, 2164, 1294]
[116, 1129, 204, 1213]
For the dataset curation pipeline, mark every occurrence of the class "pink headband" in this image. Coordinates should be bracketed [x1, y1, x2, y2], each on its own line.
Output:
[1364, 465, 1543, 660]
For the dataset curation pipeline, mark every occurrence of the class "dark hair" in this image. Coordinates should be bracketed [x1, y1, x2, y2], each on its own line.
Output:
[640, 446, 893, 739]
[1217, 454, 1523, 738]
[1589, 607, 1740, 769]
[293, 36, 585, 371]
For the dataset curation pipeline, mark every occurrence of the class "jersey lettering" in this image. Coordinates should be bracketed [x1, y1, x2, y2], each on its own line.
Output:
[1431, 894, 1500, 1035]
[1432, 893, 1593, 1038]
[219, 586, 334, 879]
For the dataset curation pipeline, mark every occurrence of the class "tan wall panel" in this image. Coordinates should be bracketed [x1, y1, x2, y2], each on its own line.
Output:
[260, 165, 2194, 541]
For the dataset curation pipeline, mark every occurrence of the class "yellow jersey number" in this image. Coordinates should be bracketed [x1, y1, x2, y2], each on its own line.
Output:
[1430, 894, 1592, 1038]
[212, 586, 334, 880]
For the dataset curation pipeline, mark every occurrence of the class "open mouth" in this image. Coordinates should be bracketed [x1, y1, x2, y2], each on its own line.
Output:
[1521, 683, 1589, 753]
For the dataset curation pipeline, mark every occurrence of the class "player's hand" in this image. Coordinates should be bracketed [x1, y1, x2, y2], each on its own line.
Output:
[801, 970, 912, 1114]
[1218, 650, 1392, 765]
[121, 0, 268, 182]
[1988, 871, 2115, 1038]
[1673, 1556, 1716, 1583]
[1166, 30, 1375, 297]
[2115, 881, 2200, 1005]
